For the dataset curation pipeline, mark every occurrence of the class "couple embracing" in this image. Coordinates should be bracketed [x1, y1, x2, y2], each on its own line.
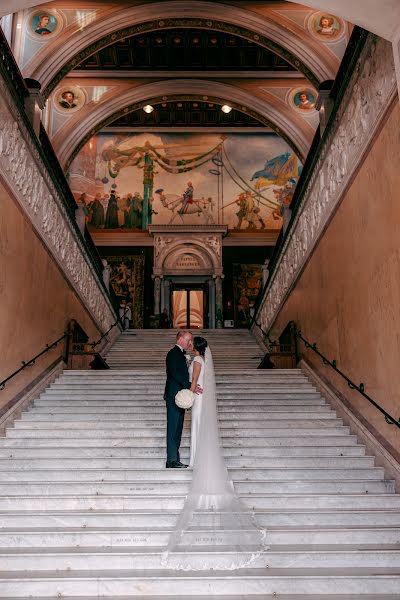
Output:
[164, 330, 206, 469]
[162, 330, 267, 568]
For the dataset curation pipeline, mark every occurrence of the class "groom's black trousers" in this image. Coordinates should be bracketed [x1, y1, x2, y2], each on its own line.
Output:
[165, 396, 185, 463]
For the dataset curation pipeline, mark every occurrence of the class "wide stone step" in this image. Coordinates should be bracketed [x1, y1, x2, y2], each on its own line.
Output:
[0, 435, 361, 447]
[1, 571, 400, 596]
[0, 456, 375, 470]
[6, 426, 350, 437]
[27, 406, 330, 415]
[16, 414, 339, 425]
[0, 467, 385, 482]
[0, 445, 366, 458]
[1, 549, 400, 571]
[0, 528, 399, 549]
[0, 479, 393, 495]
[0, 493, 399, 511]
[1, 508, 398, 529]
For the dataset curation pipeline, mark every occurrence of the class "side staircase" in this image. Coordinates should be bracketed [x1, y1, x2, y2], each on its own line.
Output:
[0, 329, 399, 597]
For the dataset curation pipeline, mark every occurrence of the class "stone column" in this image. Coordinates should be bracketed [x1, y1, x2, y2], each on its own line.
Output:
[215, 275, 223, 329]
[153, 275, 161, 316]
[207, 278, 216, 329]
[161, 278, 171, 315]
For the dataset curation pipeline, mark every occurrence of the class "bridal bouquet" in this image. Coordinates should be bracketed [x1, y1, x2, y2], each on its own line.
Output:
[175, 388, 195, 409]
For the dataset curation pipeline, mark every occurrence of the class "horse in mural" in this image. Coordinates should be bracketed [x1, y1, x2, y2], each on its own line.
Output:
[155, 190, 216, 225]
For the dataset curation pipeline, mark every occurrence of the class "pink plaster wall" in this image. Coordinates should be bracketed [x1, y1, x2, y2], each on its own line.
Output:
[0, 179, 104, 413]
[270, 97, 400, 456]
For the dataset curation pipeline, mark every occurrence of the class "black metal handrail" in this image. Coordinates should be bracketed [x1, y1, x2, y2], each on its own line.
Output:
[0, 332, 70, 391]
[91, 306, 131, 350]
[294, 327, 400, 428]
[253, 318, 400, 429]
[250, 27, 370, 327]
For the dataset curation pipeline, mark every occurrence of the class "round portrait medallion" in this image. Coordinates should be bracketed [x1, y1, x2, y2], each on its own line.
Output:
[54, 86, 85, 113]
[289, 88, 317, 112]
[308, 12, 344, 42]
[31, 12, 60, 37]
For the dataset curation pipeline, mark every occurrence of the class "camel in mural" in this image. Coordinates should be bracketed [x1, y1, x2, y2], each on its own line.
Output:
[155, 190, 215, 225]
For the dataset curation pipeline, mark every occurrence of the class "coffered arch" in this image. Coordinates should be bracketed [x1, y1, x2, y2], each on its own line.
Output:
[25, 2, 337, 94]
[55, 79, 312, 170]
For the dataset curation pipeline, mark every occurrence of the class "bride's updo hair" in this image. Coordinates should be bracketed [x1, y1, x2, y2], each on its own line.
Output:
[193, 336, 208, 356]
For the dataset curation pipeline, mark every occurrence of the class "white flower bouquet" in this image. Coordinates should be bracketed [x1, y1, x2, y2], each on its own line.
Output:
[175, 388, 195, 409]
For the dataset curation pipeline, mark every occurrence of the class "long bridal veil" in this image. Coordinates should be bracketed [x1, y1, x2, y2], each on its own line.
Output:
[162, 346, 268, 570]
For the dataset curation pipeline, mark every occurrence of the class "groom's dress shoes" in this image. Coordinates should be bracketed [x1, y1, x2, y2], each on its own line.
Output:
[166, 461, 188, 468]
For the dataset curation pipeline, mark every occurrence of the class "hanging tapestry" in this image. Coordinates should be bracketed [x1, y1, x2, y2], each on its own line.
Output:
[233, 263, 263, 327]
[106, 256, 145, 328]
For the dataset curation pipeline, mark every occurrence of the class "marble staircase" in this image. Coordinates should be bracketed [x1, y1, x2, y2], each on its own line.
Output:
[0, 329, 399, 597]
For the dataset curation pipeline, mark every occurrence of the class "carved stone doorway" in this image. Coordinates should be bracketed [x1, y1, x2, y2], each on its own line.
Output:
[149, 225, 226, 328]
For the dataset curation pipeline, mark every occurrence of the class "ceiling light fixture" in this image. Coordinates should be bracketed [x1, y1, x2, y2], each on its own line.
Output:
[221, 104, 232, 113]
[143, 105, 154, 113]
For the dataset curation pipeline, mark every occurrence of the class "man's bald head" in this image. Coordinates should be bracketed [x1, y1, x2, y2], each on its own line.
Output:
[176, 330, 193, 351]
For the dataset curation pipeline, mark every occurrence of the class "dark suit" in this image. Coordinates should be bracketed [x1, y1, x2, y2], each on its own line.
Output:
[164, 345, 190, 463]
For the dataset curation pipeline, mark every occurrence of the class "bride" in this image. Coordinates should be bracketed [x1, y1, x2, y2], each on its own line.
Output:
[162, 335, 268, 570]
[188, 336, 207, 467]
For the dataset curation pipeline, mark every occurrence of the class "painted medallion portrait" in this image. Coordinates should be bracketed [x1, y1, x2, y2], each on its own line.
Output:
[291, 89, 316, 112]
[31, 12, 59, 37]
[308, 12, 344, 42]
[54, 86, 85, 112]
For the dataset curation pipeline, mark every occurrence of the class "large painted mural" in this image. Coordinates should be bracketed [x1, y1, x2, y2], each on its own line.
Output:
[69, 132, 302, 232]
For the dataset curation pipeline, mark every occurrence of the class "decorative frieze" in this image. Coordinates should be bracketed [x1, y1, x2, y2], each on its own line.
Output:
[256, 36, 397, 335]
[0, 80, 115, 332]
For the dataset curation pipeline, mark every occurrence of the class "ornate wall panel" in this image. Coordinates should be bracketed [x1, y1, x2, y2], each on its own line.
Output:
[256, 36, 398, 335]
[0, 77, 115, 332]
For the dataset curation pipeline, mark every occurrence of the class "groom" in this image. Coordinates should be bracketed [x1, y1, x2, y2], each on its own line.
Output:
[164, 330, 200, 469]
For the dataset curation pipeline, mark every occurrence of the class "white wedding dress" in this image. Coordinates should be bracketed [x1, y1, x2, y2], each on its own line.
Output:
[188, 355, 204, 467]
[162, 347, 268, 570]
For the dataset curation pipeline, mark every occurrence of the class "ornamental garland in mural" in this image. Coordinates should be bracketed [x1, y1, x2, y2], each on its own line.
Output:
[69, 132, 302, 233]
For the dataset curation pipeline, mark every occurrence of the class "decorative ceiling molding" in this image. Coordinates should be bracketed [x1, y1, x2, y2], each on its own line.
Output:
[54, 80, 310, 169]
[68, 70, 306, 79]
[255, 37, 397, 336]
[25, 3, 336, 93]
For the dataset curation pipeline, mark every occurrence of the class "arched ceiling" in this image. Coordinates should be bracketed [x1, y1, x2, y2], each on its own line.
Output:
[7, 0, 347, 168]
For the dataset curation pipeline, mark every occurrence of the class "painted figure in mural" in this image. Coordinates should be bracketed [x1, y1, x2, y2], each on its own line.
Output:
[317, 15, 339, 37]
[155, 189, 214, 225]
[34, 14, 52, 35]
[59, 91, 77, 109]
[296, 91, 315, 111]
[77, 192, 90, 220]
[90, 193, 105, 228]
[235, 191, 265, 230]
[128, 192, 143, 228]
[105, 190, 119, 228]
[235, 193, 248, 229]
[272, 177, 297, 219]
[178, 181, 194, 214]
[124, 194, 132, 227]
